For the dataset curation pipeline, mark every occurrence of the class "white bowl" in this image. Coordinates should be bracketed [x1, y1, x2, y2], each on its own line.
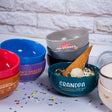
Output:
[98, 80, 112, 110]
[100, 63, 112, 90]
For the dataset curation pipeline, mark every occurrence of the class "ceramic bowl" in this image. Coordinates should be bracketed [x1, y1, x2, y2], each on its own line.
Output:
[0, 39, 46, 64]
[46, 28, 89, 51]
[98, 80, 112, 110]
[99, 63, 112, 90]
[0, 49, 20, 79]
[48, 62, 99, 96]
[0, 72, 20, 99]
[47, 54, 71, 66]
[47, 43, 89, 61]
[20, 59, 46, 82]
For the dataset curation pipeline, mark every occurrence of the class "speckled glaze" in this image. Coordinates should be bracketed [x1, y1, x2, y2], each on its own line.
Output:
[98, 80, 112, 110]
[0, 72, 20, 99]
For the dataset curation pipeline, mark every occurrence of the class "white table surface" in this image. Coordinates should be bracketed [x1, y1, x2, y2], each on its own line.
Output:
[0, 33, 112, 112]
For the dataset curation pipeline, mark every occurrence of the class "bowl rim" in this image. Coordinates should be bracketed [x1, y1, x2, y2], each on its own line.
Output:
[99, 79, 112, 92]
[0, 49, 20, 79]
[48, 62, 99, 79]
[96, 51, 112, 68]
[99, 62, 112, 79]
[1, 39, 46, 64]
[46, 28, 88, 42]
[0, 71, 20, 81]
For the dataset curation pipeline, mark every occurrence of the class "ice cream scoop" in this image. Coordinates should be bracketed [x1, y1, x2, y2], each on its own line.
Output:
[70, 68, 83, 77]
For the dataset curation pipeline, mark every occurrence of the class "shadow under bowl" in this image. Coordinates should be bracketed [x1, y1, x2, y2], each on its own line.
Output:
[47, 43, 89, 61]
[0, 71, 20, 99]
[0, 39, 46, 64]
[48, 62, 99, 96]
[20, 59, 46, 82]
[0, 49, 20, 79]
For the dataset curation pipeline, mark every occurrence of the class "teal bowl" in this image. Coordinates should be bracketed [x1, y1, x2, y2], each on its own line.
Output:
[48, 62, 99, 96]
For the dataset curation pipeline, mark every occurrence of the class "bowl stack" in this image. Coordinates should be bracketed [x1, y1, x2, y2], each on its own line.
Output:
[98, 63, 112, 110]
[46, 28, 89, 66]
[96, 51, 112, 110]
[0, 49, 20, 99]
[0, 39, 46, 82]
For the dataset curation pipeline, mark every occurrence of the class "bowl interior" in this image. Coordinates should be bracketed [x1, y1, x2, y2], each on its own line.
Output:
[47, 28, 88, 41]
[49, 62, 99, 77]
[0, 49, 19, 71]
[1, 39, 46, 58]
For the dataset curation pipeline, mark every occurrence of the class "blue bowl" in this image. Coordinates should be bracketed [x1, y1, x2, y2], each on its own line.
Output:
[48, 62, 99, 96]
[0, 39, 46, 64]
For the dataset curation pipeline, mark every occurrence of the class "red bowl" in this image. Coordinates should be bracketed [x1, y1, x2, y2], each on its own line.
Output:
[0, 49, 20, 79]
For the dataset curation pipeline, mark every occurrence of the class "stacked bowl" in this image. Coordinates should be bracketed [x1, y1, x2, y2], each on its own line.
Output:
[0, 39, 46, 82]
[97, 51, 112, 110]
[0, 49, 20, 99]
[46, 28, 89, 66]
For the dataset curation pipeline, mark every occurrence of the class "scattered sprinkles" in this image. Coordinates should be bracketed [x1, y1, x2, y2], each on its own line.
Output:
[51, 96, 55, 99]
[35, 92, 39, 95]
[83, 67, 95, 77]
[48, 104, 53, 106]
[104, 94, 110, 99]
[89, 100, 92, 103]
[16, 102, 19, 105]
[100, 103, 104, 105]
[54, 67, 95, 77]
[63, 109, 66, 111]
[16, 90, 20, 92]
[9, 107, 12, 110]
[4, 72, 105, 112]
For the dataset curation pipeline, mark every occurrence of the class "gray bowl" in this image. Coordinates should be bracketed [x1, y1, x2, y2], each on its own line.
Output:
[47, 43, 89, 61]
[46, 28, 89, 51]
[47, 54, 71, 66]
